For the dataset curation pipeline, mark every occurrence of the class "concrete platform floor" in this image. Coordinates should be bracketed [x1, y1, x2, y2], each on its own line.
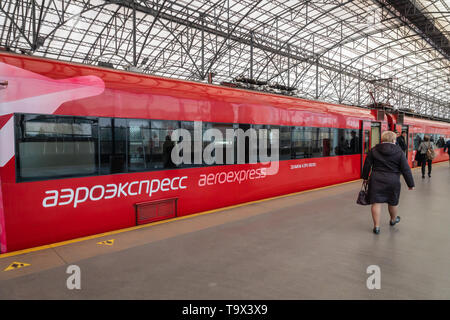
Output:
[0, 162, 449, 299]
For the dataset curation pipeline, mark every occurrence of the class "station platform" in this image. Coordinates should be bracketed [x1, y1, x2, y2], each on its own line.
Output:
[0, 162, 449, 299]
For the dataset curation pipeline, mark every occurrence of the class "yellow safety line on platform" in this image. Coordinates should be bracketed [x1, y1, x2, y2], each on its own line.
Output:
[0, 164, 432, 259]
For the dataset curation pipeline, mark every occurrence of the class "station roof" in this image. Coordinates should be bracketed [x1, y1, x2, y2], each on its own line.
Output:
[0, 0, 449, 119]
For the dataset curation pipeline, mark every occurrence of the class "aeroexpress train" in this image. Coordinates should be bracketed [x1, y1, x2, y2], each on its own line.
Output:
[0, 52, 449, 253]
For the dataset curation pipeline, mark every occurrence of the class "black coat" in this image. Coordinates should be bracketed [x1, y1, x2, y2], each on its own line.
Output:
[396, 136, 407, 152]
[445, 140, 450, 155]
[362, 143, 415, 205]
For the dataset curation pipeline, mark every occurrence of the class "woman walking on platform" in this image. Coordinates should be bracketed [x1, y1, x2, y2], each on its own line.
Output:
[362, 131, 415, 234]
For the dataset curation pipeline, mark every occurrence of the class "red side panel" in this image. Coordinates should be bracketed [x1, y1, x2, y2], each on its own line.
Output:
[1, 155, 361, 252]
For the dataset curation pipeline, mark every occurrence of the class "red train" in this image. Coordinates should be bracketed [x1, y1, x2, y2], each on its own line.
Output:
[0, 52, 449, 253]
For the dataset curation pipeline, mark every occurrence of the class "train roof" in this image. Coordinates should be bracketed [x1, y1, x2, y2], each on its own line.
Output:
[1, 52, 375, 120]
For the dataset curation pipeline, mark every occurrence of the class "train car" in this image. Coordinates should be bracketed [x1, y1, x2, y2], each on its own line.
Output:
[0, 52, 449, 253]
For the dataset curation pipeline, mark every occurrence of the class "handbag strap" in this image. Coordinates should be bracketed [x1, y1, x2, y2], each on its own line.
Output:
[361, 180, 368, 191]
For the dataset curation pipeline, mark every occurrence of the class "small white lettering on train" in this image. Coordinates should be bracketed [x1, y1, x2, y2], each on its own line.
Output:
[290, 163, 317, 170]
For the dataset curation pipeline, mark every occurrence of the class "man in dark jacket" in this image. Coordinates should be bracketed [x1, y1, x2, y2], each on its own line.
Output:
[350, 131, 360, 154]
[444, 139, 450, 165]
[396, 131, 407, 154]
[362, 131, 415, 235]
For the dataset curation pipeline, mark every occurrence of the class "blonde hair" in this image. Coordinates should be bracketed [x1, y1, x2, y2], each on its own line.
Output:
[381, 130, 397, 143]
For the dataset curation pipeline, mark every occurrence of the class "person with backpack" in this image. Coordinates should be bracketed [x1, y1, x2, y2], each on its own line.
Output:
[418, 135, 435, 178]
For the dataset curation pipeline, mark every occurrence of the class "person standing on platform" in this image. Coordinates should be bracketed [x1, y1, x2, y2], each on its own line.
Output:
[418, 135, 435, 178]
[350, 131, 360, 153]
[362, 131, 415, 235]
[444, 138, 450, 165]
[396, 131, 407, 155]
[437, 136, 445, 148]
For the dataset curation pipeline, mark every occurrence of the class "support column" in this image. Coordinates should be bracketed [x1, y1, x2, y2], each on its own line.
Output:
[250, 31, 254, 80]
[287, 44, 290, 88]
[315, 58, 319, 99]
[133, 1, 137, 66]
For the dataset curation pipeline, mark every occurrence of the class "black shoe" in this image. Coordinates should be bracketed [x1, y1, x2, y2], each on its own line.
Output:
[428, 174, 431, 177]
[390, 216, 401, 226]
[373, 227, 380, 234]
[422, 175, 425, 179]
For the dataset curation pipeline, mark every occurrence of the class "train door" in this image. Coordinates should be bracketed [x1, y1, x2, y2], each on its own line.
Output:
[370, 122, 381, 149]
[401, 124, 410, 160]
[407, 125, 415, 167]
[360, 121, 381, 174]
[395, 123, 409, 157]
[361, 121, 372, 173]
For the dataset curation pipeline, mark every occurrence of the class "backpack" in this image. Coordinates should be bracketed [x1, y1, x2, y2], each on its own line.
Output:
[426, 143, 435, 160]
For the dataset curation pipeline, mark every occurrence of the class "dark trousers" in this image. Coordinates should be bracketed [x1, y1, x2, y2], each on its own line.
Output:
[421, 159, 432, 176]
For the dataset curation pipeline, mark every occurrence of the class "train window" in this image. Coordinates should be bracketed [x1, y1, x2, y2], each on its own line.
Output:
[15, 114, 98, 181]
[98, 118, 115, 174]
[291, 127, 307, 159]
[317, 128, 330, 157]
[99, 118, 127, 174]
[310, 127, 322, 158]
[150, 120, 179, 169]
[332, 129, 360, 155]
[291, 127, 304, 159]
[202, 122, 236, 165]
[329, 128, 339, 156]
[335, 129, 349, 155]
[178, 121, 199, 167]
[114, 119, 128, 173]
[303, 127, 313, 158]
[279, 126, 291, 160]
[99, 118, 112, 174]
[128, 120, 151, 171]
[347, 129, 360, 154]
[320, 127, 340, 157]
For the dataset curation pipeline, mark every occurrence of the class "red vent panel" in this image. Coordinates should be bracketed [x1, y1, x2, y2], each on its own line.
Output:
[135, 198, 177, 225]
